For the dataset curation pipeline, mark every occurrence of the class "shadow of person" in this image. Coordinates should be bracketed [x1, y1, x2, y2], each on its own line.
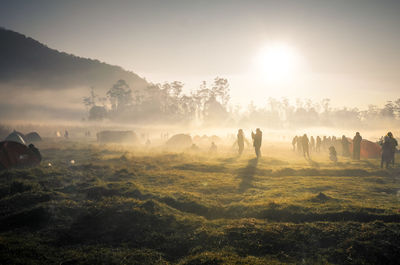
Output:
[359, 159, 377, 169]
[305, 157, 320, 168]
[237, 158, 258, 192]
[219, 156, 238, 164]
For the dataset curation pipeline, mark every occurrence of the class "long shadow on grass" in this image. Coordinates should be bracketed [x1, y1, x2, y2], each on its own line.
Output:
[173, 163, 227, 173]
[237, 158, 258, 192]
[306, 157, 320, 168]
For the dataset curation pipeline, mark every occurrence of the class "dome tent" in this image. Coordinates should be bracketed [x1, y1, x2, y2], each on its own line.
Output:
[25, 132, 42, 142]
[5, 130, 26, 145]
[0, 141, 41, 169]
[166, 134, 192, 149]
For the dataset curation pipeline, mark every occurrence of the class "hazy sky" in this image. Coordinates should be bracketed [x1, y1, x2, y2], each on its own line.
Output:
[1, 0, 400, 108]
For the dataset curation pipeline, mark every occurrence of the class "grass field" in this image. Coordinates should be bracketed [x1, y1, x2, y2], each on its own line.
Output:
[0, 140, 399, 264]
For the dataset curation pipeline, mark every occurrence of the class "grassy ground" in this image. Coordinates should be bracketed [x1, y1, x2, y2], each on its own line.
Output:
[0, 140, 399, 264]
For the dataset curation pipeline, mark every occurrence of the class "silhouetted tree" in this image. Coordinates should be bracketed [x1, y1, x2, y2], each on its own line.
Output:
[107, 79, 132, 112]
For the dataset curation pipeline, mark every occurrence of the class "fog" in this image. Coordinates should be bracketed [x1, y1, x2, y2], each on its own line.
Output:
[1, 75, 399, 143]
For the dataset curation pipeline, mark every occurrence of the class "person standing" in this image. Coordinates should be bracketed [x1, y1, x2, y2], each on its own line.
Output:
[310, 136, 315, 152]
[292, 136, 297, 152]
[387, 132, 398, 166]
[236, 129, 249, 156]
[316, 136, 322, 153]
[381, 136, 392, 169]
[296, 135, 303, 154]
[352, 132, 362, 160]
[302, 134, 310, 159]
[251, 128, 262, 159]
[341, 135, 350, 157]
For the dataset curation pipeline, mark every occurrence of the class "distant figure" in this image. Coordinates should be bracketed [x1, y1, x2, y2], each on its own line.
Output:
[292, 136, 298, 151]
[296, 135, 302, 154]
[302, 134, 310, 159]
[341, 135, 350, 157]
[381, 136, 392, 169]
[236, 129, 249, 156]
[209, 141, 217, 153]
[387, 132, 398, 166]
[190, 144, 200, 152]
[251, 128, 262, 159]
[316, 136, 322, 153]
[352, 132, 362, 160]
[329, 146, 337, 164]
[322, 136, 327, 151]
[310, 136, 315, 152]
[64, 130, 69, 139]
[332, 136, 337, 149]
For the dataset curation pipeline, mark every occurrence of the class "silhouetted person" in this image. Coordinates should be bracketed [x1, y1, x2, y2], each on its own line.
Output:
[292, 136, 297, 151]
[296, 135, 302, 154]
[341, 135, 350, 157]
[251, 128, 262, 159]
[316, 136, 321, 152]
[190, 144, 200, 152]
[236, 129, 249, 156]
[381, 136, 392, 169]
[322, 136, 327, 151]
[302, 134, 310, 159]
[353, 132, 362, 160]
[329, 146, 337, 164]
[332, 136, 337, 150]
[64, 130, 69, 139]
[209, 142, 217, 154]
[310, 136, 315, 152]
[145, 139, 151, 147]
[387, 132, 398, 166]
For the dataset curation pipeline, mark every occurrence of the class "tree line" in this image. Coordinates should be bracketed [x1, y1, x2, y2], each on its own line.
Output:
[83, 78, 400, 129]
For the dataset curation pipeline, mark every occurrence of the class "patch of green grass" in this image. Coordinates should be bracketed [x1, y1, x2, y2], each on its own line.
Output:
[0, 141, 399, 264]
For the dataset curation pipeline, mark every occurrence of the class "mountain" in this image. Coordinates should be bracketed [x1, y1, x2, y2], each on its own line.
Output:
[0, 27, 149, 91]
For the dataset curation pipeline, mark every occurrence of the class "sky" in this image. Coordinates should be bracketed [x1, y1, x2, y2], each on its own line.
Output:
[1, 0, 400, 109]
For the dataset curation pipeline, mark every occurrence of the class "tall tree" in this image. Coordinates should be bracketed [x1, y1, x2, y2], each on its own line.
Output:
[106, 79, 132, 111]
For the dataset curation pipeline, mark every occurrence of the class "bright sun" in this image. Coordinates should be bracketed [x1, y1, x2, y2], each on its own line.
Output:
[255, 43, 301, 84]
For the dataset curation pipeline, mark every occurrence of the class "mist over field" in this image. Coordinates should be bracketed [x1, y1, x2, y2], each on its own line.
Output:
[1, 1, 400, 264]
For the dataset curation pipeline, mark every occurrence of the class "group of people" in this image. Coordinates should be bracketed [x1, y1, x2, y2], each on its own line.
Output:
[291, 133, 363, 161]
[380, 132, 398, 168]
[235, 129, 398, 168]
[235, 128, 262, 159]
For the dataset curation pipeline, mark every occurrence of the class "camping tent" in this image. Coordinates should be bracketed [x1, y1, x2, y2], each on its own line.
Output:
[166, 134, 192, 149]
[25, 132, 42, 142]
[0, 141, 41, 169]
[350, 139, 381, 159]
[360, 140, 381, 159]
[5, 131, 26, 145]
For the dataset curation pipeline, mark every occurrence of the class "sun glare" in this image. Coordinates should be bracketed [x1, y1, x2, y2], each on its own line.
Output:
[255, 43, 301, 84]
